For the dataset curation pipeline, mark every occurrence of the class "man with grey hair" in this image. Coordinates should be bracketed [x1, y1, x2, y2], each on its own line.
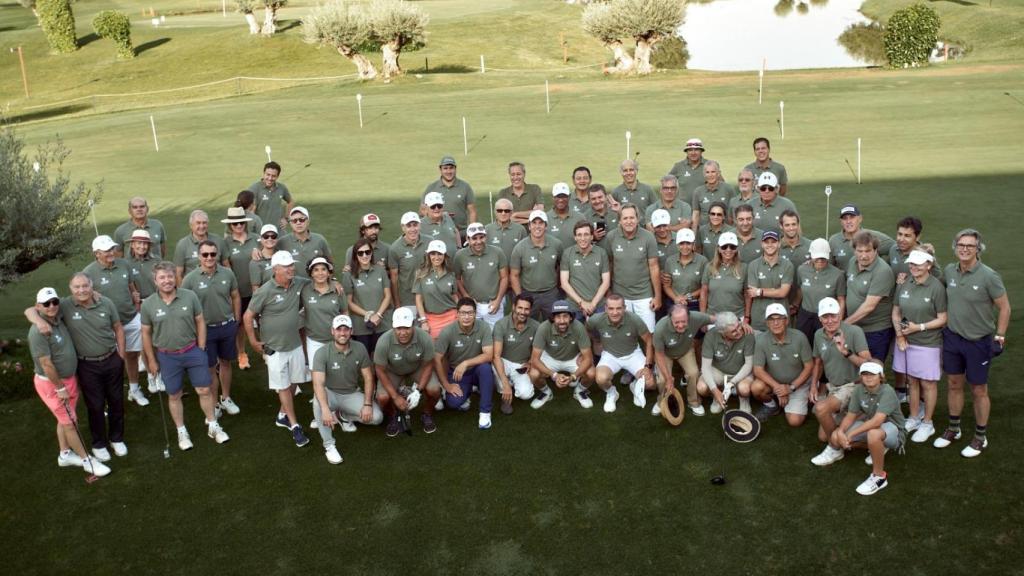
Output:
[173, 210, 228, 284]
[697, 310, 755, 414]
[113, 196, 166, 258]
[691, 160, 735, 231]
[645, 175, 692, 233]
[612, 159, 655, 216]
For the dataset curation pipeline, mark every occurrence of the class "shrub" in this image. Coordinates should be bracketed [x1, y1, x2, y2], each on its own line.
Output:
[884, 3, 940, 68]
[93, 10, 135, 59]
[37, 0, 77, 53]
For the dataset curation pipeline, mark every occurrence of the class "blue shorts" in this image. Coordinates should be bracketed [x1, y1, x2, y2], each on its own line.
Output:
[158, 345, 212, 395]
[205, 320, 238, 366]
[942, 328, 996, 385]
[864, 328, 895, 363]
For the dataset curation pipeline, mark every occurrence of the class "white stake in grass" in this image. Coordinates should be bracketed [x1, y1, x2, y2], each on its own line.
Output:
[625, 130, 632, 160]
[545, 80, 550, 115]
[356, 93, 364, 128]
[149, 115, 159, 151]
[779, 100, 785, 140]
[265, 145, 272, 162]
[824, 185, 832, 237]
[462, 117, 468, 156]
[857, 138, 862, 184]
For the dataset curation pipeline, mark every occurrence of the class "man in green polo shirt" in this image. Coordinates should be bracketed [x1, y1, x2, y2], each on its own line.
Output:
[935, 229, 1011, 458]
[560, 221, 611, 319]
[388, 212, 429, 311]
[422, 155, 476, 237]
[374, 307, 441, 435]
[589, 294, 655, 413]
[454, 223, 508, 327]
[752, 173, 798, 236]
[612, 159, 655, 215]
[249, 161, 294, 231]
[606, 204, 661, 332]
[547, 182, 586, 248]
[845, 231, 896, 362]
[173, 210, 228, 284]
[277, 206, 333, 278]
[654, 305, 713, 416]
[435, 298, 496, 429]
[751, 304, 814, 426]
[745, 137, 789, 197]
[529, 300, 595, 409]
[510, 210, 563, 320]
[691, 160, 735, 230]
[485, 199, 526, 261]
[497, 161, 544, 225]
[645, 175, 692, 233]
[745, 230, 795, 332]
[829, 204, 896, 271]
[492, 294, 541, 413]
[668, 138, 709, 201]
[113, 196, 166, 259]
[312, 314, 383, 464]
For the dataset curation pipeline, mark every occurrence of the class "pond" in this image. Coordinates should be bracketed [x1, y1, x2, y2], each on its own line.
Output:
[680, 0, 874, 71]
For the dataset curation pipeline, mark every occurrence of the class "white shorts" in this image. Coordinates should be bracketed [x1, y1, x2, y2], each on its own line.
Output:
[123, 314, 143, 353]
[597, 346, 646, 377]
[305, 337, 327, 371]
[266, 346, 308, 391]
[624, 298, 655, 332]
[501, 358, 535, 399]
[539, 351, 581, 376]
[477, 302, 503, 328]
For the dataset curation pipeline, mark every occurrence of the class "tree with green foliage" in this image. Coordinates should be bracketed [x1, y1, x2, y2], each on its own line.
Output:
[583, 0, 685, 75]
[303, 1, 378, 80]
[884, 3, 940, 68]
[37, 0, 77, 54]
[0, 129, 100, 288]
[236, 0, 261, 34]
[261, 0, 288, 35]
[93, 10, 135, 59]
[365, 0, 428, 80]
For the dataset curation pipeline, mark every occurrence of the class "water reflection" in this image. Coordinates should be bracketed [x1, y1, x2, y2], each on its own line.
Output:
[680, 0, 873, 71]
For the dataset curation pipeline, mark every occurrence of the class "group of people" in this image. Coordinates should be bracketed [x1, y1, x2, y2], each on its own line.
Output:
[26, 138, 1010, 495]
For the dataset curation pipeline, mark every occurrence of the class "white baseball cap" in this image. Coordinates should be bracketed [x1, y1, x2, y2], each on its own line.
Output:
[466, 222, 486, 237]
[424, 192, 445, 207]
[757, 172, 779, 189]
[809, 238, 831, 260]
[393, 307, 415, 328]
[817, 297, 841, 317]
[718, 231, 739, 247]
[260, 224, 279, 236]
[401, 212, 421, 225]
[427, 240, 447, 254]
[270, 251, 295, 267]
[650, 209, 671, 228]
[676, 228, 696, 244]
[765, 303, 788, 319]
[860, 362, 884, 375]
[906, 250, 934, 265]
[552, 182, 570, 197]
[529, 210, 548, 223]
[332, 315, 353, 329]
[36, 287, 59, 304]
[92, 235, 118, 252]
[290, 206, 309, 219]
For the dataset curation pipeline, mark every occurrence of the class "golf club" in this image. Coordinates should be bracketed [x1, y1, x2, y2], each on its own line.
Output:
[154, 375, 171, 459]
[62, 398, 100, 482]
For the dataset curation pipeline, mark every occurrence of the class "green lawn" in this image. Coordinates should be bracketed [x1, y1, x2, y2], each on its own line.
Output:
[2, 1, 1024, 574]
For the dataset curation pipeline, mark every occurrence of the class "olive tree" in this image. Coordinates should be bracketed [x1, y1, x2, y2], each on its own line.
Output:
[303, 1, 378, 80]
[583, 0, 685, 75]
[236, 0, 261, 34]
[261, 0, 288, 35]
[365, 0, 428, 80]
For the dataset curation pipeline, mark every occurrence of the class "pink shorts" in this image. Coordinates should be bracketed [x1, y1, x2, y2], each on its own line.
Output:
[892, 344, 942, 381]
[34, 374, 80, 425]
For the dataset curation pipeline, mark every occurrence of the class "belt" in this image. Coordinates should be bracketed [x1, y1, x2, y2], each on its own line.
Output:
[207, 318, 236, 328]
[78, 350, 116, 362]
[158, 341, 198, 355]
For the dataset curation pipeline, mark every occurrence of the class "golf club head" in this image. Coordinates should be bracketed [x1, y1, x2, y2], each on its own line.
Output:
[711, 475, 726, 486]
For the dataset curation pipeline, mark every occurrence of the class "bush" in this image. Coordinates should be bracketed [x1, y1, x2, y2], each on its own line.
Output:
[839, 22, 886, 66]
[37, 0, 77, 53]
[650, 34, 688, 69]
[93, 10, 135, 59]
[884, 3, 940, 68]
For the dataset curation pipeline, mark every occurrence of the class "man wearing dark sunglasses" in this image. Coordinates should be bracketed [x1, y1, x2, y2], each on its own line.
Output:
[278, 206, 333, 278]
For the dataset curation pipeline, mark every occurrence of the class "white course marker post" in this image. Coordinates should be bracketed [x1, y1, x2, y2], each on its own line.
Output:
[356, 93, 364, 128]
[462, 117, 468, 156]
[480, 55, 485, 74]
[265, 145, 272, 162]
[545, 80, 550, 114]
[824, 185, 832, 238]
[625, 130, 631, 160]
[857, 138, 862, 184]
[149, 115, 160, 151]
[779, 100, 785, 140]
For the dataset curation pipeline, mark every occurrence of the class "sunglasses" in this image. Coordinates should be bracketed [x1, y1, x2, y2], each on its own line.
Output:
[495, 209, 512, 214]
[290, 217, 308, 223]
[759, 186, 776, 191]
[429, 204, 444, 210]
[356, 249, 373, 256]
[262, 233, 278, 240]
[41, 299, 60, 308]
[720, 245, 738, 251]
[200, 252, 218, 258]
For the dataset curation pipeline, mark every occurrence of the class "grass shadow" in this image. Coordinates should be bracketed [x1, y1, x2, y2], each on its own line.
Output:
[3, 103, 93, 124]
[78, 32, 100, 48]
[136, 37, 171, 55]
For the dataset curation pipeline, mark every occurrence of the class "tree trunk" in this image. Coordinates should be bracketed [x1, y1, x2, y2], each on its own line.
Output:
[381, 40, 403, 80]
[602, 40, 634, 74]
[244, 11, 260, 34]
[260, 7, 277, 35]
[634, 38, 654, 75]
[337, 45, 378, 80]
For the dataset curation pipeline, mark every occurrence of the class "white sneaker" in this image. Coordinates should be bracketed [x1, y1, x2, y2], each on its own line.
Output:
[92, 447, 111, 462]
[573, 385, 594, 409]
[127, 388, 150, 407]
[710, 400, 724, 415]
[603, 387, 619, 413]
[811, 445, 845, 467]
[111, 441, 128, 457]
[530, 387, 553, 409]
[650, 402, 661, 416]
[81, 457, 111, 477]
[855, 473, 887, 496]
[478, 412, 492, 430]
[864, 448, 889, 466]
[207, 421, 230, 444]
[58, 450, 83, 468]
[911, 421, 936, 443]
[630, 376, 646, 408]
[689, 403, 705, 417]
[325, 445, 343, 465]
[178, 428, 193, 451]
[219, 397, 241, 415]
[960, 436, 988, 458]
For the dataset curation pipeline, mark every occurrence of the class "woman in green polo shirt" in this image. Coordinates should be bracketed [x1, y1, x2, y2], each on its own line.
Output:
[700, 231, 747, 323]
[414, 240, 459, 339]
[343, 238, 392, 357]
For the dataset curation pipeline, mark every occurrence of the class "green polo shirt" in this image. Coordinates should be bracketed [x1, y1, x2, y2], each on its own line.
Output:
[312, 341, 371, 394]
[848, 383, 906, 441]
[612, 182, 656, 214]
[421, 214, 460, 258]
[665, 254, 708, 299]
[697, 224, 734, 256]
[492, 315, 539, 363]
[341, 265, 391, 336]
[277, 232, 332, 278]
[607, 227, 659, 299]
[29, 319, 78, 378]
[533, 319, 591, 361]
[779, 236, 812, 266]
[744, 159, 788, 187]
[560, 244, 609, 311]
[829, 229, 896, 271]
[746, 257, 795, 331]
[82, 259, 138, 324]
[587, 311, 648, 358]
[113, 218, 166, 258]
[702, 262, 747, 317]
[796, 263, 846, 314]
[484, 222, 526, 260]
[645, 200, 693, 229]
[497, 184, 544, 215]
[737, 230, 764, 264]
[373, 328, 434, 376]
[944, 261, 1006, 341]
[58, 296, 119, 357]
[510, 236, 563, 293]
[413, 269, 458, 314]
[702, 329, 754, 374]
[181, 265, 238, 325]
[546, 210, 586, 248]
[247, 277, 309, 351]
[653, 311, 712, 359]
[422, 177, 476, 232]
[128, 255, 159, 300]
[728, 194, 756, 220]
[437, 321, 492, 366]
[668, 158, 707, 199]
[249, 256, 274, 289]
[226, 234, 260, 298]
[895, 275, 947, 347]
[692, 182, 736, 220]
[173, 234, 228, 276]
[845, 256, 895, 333]
[387, 236, 428, 307]
[344, 240, 391, 271]
[139, 289, 202, 351]
[814, 323, 869, 385]
[249, 181, 293, 228]
[752, 196, 798, 235]
[301, 283, 347, 343]
[754, 329, 812, 384]
[454, 245, 507, 303]
[888, 246, 942, 282]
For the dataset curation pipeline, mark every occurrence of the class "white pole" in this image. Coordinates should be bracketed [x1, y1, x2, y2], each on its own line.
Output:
[462, 116, 468, 156]
[625, 130, 631, 160]
[857, 138, 862, 184]
[779, 100, 785, 140]
[480, 55, 485, 74]
[824, 185, 832, 238]
[545, 80, 550, 114]
[356, 93, 364, 128]
[265, 145, 272, 162]
[149, 115, 159, 151]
